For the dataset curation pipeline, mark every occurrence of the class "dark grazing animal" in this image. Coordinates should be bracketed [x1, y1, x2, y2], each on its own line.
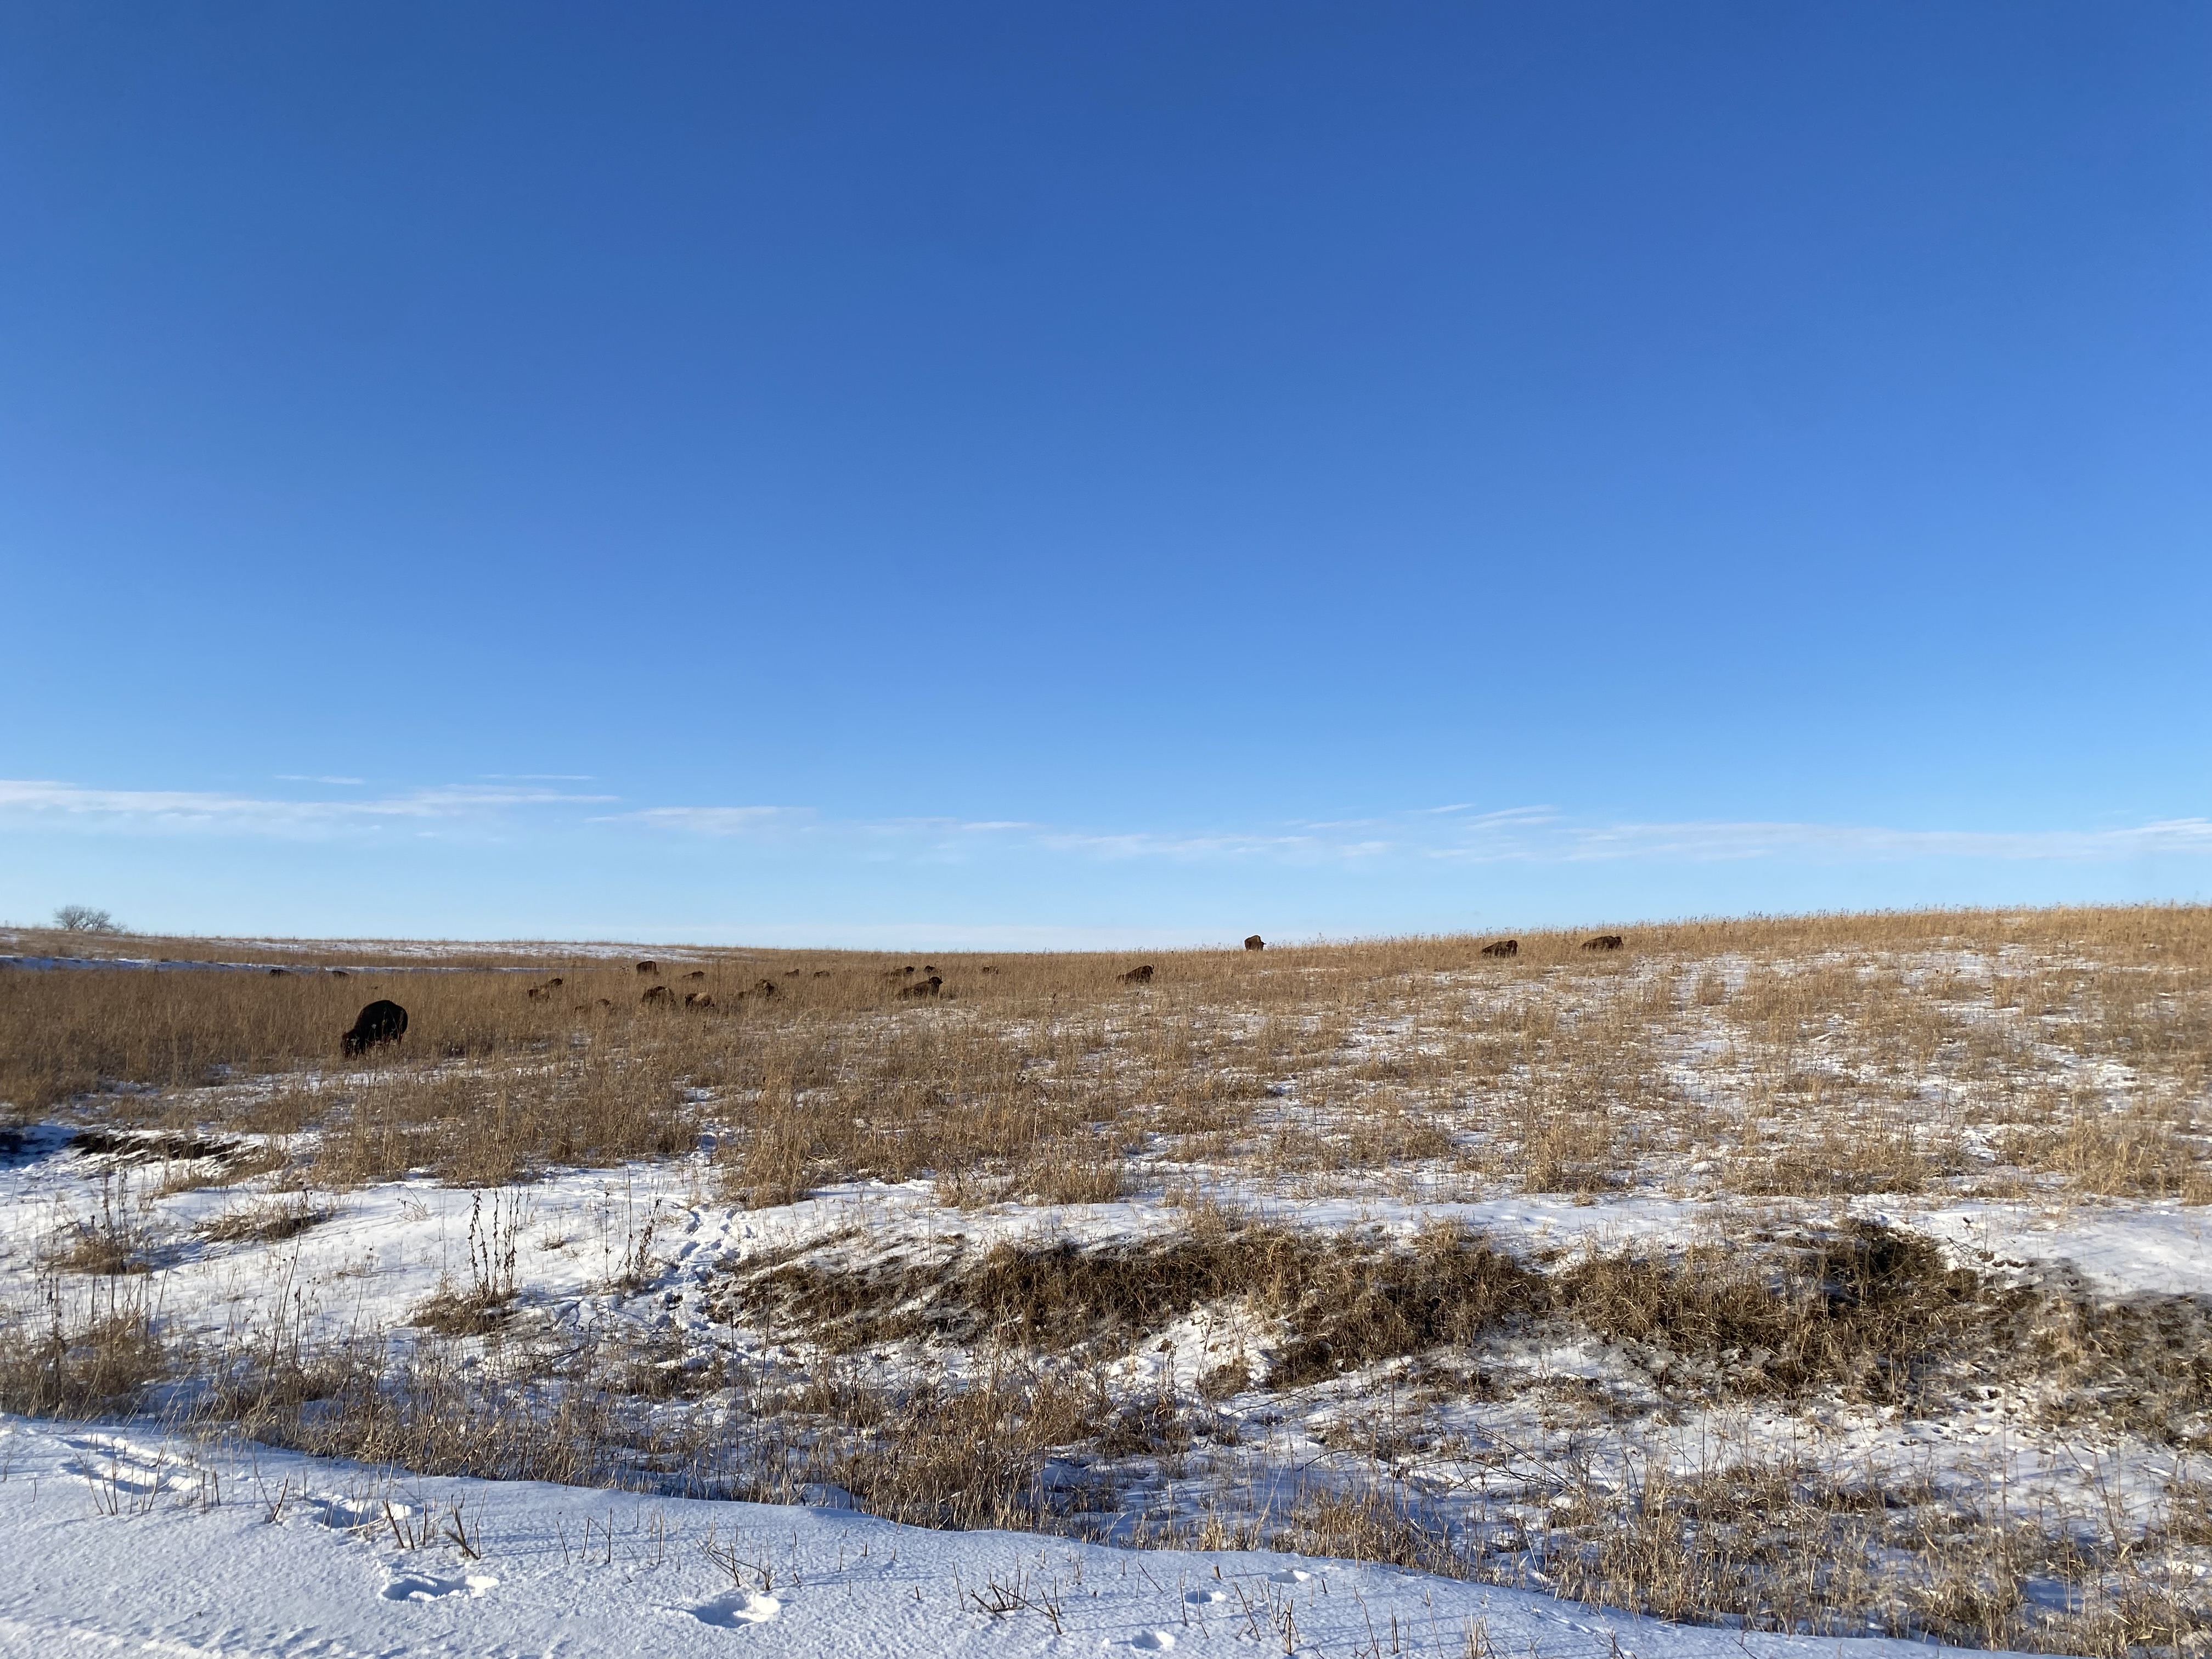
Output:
[1583, 934, 1624, 951]
[1119, 964, 1154, 984]
[813, 970, 833, 979]
[684, 991, 715, 1009]
[753, 978, 778, 997]
[341, 999, 409, 1057]
[635, 960, 658, 975]
[545, 975, 563, 987]
[979, 965, 998, 974]
[899, 975, 944, 999]
[684, 970, 707, 980]
[1480, 939, 1519, 958]
[526, 985, 548, 1000]
[268, 967, 287, 977]
[328, 969, 349, 978]
[640, 984, 674, 1006]
[1244, 935, 1265, 951]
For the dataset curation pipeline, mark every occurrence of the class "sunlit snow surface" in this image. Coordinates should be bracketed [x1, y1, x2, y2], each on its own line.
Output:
[0, 1415, 2042, 1659]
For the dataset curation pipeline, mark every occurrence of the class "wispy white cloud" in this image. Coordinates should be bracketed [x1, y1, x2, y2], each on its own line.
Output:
[10, 777, 2207, 868]
[622, 797, 2212, 867]
[1422, 815, 2212, 865]
[0, 779, 614, 837]
[615, 805, 817, 836]
[275, 775, 365, 786]
[608, 808, 1044, 844]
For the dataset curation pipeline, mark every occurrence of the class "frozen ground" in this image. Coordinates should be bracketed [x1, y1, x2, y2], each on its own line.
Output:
[4, 916, 2208, 1654]
[0, 1414, 2044, 1659]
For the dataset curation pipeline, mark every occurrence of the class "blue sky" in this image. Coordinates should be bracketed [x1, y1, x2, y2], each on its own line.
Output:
[3, 3, 2207, 946]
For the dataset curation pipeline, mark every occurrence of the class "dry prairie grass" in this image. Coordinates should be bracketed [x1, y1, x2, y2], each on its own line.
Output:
[6, 904, 2212, 1653]
[8, 902, 2205, 1203]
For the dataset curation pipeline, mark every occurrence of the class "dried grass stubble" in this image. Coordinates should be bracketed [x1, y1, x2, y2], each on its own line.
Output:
[721, 1219, 2115, 1412]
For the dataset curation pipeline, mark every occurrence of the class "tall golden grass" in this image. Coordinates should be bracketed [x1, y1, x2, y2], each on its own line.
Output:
[4, 904, 2208, 1200]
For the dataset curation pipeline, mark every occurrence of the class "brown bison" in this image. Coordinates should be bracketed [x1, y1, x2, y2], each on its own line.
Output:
[1583, 934, 1624, 951]
[753, 978, 778, 997]
[684, 991, 716, 1009]
[899, 975, 944, 999]
[1119, 964, 1154, 984]
[635, 960, 658, 975]
[684, 969, 707, 980]
[526, 985, 548, 1000]
[341, 999, 409, 1057]
[545, 975, 563, 988]
[640, 984, 674, 1006]
[1480, 939, 1519, 958]
[1244, 935, 1265, 951]
[813, 969, 833, 979]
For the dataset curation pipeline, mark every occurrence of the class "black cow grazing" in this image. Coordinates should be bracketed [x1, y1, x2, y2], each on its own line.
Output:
[1119, 964, 1155, 985]
[635, 960, 658, 975]
[341, 1000, 409, 1057]
[1244, 935, 1265, 951]
[641, 984, 674, 1006]
[684, 991, 716, 1009]
[899, 975, 944, 999]
[1480, 939, 1519, 958]
[1583, 934, 1625, 952]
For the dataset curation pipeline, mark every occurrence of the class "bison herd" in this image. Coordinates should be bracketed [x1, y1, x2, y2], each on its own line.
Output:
[336, 928, 1618, 1058]
[1481, 934, 1628, 959]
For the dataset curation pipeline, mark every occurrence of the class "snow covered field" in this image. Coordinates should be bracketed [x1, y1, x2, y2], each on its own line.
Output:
[3, 910, 2208, 1655]
[0, 1414, 2049, 1659]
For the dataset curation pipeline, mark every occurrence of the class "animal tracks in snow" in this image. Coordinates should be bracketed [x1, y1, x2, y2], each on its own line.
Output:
[305, 1492, 402, 1530]
[681, 1589, 783, 1627]
[60, 1434, 201, 1499]
[382, 1570, 499, 1602]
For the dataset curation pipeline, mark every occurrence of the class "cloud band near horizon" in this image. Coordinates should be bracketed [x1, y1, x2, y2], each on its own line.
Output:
[2, 778, 2207, 867]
